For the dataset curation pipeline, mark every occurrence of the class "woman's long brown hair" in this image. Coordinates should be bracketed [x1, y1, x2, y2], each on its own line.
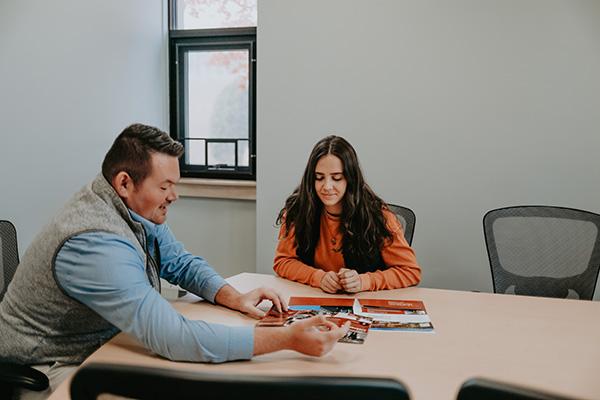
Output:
[276, 135, 393, 272]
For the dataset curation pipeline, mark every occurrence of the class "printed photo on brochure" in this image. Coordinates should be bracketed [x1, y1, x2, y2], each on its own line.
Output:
[256, 307, 373, 344]
[287, 296, 434, 332]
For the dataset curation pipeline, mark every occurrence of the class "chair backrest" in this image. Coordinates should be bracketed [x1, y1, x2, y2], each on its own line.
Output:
[457, 377, 573, 400]
[483, 206, 600, 300]
[0, 220, 19, 301]
[0, 220, 49, 397]
[387, 204, 416, 245]
[70, 363, 410, 400]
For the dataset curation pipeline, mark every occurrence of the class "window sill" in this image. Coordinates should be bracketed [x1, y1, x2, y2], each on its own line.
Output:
[176, 178, 256, 201]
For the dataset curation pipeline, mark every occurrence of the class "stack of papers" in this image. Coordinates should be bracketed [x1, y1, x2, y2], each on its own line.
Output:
[257, 296, 434, 345]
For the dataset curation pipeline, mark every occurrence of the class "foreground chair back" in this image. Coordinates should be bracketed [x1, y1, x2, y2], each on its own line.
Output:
[0, 220, 50, 398]
[387, 204, 416, 245]
[483, 206, 600, 300]
[457, 377, 574, 400]
[0, 220, 19, 300]
[71, 363, 410, 400]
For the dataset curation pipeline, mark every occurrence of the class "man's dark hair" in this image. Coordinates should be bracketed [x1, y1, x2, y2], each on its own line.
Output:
[102, 123, 184, 184]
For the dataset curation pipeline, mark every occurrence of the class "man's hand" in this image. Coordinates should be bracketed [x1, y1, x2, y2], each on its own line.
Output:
[338, 268, 363, 293]
[287, 316, 349, 356]
[236, 287, 288, 318]
[215, 285, 287, 319]
[254, 315, 349, 357]
[320, 271, 342, 293]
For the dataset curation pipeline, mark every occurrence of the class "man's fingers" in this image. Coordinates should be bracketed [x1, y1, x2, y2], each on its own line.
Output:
[278, 291, 288, 312]
[245, 306, 266, 319]
[319, 319, 339, 331]
[255, 287, 288, 312]
[296, 315, 326, 328]
[300, 316, 344, 333]
[324, 321, 350, 341]
[268, 290, 283, 313]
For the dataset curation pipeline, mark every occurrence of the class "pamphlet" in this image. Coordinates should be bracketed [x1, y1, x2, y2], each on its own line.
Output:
[256, 307, 373, 344]
[288, 296, 434, 332]
[257, 296, 433, 345]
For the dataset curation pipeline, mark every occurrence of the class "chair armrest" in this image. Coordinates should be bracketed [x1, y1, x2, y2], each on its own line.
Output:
[0, 362, 49, 391]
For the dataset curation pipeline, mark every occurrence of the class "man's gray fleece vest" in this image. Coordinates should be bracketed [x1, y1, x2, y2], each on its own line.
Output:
[0, 174, 160, 364]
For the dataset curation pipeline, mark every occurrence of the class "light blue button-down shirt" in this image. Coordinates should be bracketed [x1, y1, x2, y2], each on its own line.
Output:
[54, 210, 254, 363]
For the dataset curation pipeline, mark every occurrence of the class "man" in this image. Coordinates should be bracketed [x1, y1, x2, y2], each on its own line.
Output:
[0, 124, 348, 399]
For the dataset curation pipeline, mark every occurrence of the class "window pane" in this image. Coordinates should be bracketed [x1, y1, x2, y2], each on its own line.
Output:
[185, 49, 249, 161]
[170, 27, 256, 179]
[208, 142, 235, 167]
[186, 139, 206, 166]
[238, 140, 249, 167]
[174, 0, 257, 30]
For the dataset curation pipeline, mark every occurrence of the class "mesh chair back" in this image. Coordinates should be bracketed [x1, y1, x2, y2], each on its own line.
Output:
[71, 363, 411, 400]
[0, 220, 50, 396]
[387, 204, 416, 245]
[0, 220, 19, 301]
[457, 377, 573, 400]
[483, 206, 600, 300]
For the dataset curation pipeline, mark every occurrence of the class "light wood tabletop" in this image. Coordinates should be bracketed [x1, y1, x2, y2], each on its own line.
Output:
[49, 272, 600, 400]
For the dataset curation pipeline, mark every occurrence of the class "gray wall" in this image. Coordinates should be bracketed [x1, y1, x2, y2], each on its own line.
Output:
[256, 0, 600, 298]
[0, 0, 254, 278]
[168, 198, 256, 277]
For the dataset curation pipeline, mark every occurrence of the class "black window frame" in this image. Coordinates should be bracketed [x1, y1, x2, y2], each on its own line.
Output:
[169, 7, 257, 181]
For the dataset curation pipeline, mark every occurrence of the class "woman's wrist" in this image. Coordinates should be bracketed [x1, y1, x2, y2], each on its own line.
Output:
[311, 269, 327, 287]
[359, 273, 370, 292]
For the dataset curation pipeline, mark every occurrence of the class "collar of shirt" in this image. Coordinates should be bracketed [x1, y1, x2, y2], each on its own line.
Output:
[128, 209, 160, 244]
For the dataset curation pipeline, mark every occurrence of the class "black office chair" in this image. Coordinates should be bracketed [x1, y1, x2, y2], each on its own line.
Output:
[0, 220, 19, 301]
[457, 377, 574, 400]
[483, 206, 600, 300]
[0, 220, 50, 398]
[70, 362, 411, 400]
[387, 204, 416, 245]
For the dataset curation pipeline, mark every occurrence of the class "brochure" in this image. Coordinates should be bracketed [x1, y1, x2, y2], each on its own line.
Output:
[288, 296, 434, 332]
[256, 307, 373, 344]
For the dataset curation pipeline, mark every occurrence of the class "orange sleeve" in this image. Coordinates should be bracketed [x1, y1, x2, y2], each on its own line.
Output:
[273, 224, 326, 288]
[359, 210, 422, 291]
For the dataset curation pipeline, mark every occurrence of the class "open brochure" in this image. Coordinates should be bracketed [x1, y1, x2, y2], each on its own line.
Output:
[256, 308, 373, 344]
[288, 296, 434, 332]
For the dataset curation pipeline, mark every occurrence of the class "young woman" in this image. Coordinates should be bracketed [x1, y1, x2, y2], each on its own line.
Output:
[274, 135, 421, 293]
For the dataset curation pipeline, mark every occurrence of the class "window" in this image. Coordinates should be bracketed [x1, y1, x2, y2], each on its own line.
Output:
[169, 0, 257, 180]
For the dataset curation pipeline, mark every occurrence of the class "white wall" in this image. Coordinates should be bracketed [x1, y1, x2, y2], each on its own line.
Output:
[0, 0, 255, 278]
[168, 198, 256, 277]
[256, 0, 600, 298]
[0, 0, 166, 245]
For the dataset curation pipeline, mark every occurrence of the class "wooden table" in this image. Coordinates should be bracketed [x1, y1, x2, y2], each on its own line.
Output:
[49, 273, 600, 400]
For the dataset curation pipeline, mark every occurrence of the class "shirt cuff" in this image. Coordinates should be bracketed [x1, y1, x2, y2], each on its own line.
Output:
[227, 325, 254, 361]
[310, 269, 326, 288]
[202, 275, 229, 303]
[360, 274, 372, 292]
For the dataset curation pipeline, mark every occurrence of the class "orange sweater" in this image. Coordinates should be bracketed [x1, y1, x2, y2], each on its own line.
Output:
[273, 209, 421, 291]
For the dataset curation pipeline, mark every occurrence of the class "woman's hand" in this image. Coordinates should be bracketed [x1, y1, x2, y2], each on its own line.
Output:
[338, 268, 363, 293]
[320, 271, 342, 293]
